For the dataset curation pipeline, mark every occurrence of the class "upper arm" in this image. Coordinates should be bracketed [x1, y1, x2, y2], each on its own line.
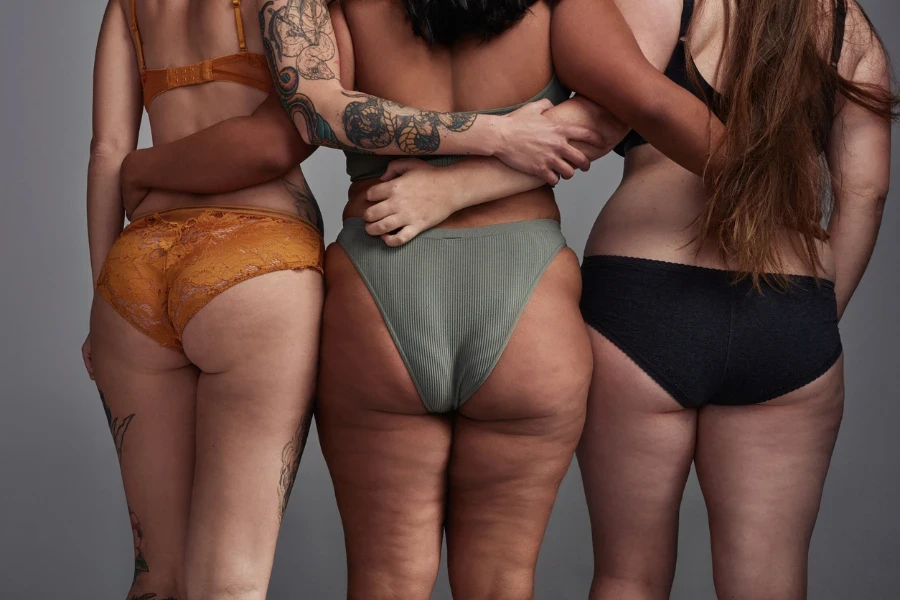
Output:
[551, 0, 680, 123]
[612, 0, 683, 71]
[330, 0, 355, 90]
[92, 0, 143, 155]
[827, 6, 893, 205]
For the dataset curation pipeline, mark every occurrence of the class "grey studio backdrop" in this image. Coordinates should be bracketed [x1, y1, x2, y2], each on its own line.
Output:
[1, 1, 898, 598]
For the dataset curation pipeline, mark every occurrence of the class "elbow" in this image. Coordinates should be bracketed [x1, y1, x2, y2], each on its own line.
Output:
[89, 137, 132, 165]
[261, 131, 312, 177]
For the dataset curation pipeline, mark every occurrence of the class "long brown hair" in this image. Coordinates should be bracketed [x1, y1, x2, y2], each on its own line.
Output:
[690, 0, 899, 284]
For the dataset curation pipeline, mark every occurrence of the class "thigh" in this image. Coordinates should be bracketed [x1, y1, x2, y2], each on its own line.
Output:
[90, 296, 197, 599]
[696, 357, 845, 600]
[446, 249, 590, 600]
[577, 329, 696, 600]
[316, 244, 450, 600]
[180, 269, 323, 599]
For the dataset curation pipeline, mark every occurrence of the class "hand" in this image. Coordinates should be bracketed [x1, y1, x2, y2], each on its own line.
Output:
[363, 159, 462, 246]
[120, 152, 150, 219]
[491, 99, 600, 185]
[81, 332, 95, 381]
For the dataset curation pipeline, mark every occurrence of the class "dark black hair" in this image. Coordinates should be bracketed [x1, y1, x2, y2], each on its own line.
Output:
[401, 0, 556, 46]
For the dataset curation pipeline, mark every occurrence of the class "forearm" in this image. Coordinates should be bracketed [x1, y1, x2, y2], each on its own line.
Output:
[827, 194, 887, 317]
[259, 0, 504, 157]
[86, 147, 126, 285]
[124, 96, 315, 195]
[431, 96, 626, 211]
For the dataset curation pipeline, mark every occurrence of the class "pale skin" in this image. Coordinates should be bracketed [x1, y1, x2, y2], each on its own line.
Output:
[86, 1, 324, 599]
[364, 1, 893, 599]
[110, 1, 739, 598]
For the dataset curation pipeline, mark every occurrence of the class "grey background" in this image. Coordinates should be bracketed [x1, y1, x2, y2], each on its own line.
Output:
[0, 1, 897, 598]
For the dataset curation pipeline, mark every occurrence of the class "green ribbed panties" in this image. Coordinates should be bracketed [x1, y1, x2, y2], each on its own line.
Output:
[337, 217, 566, 413]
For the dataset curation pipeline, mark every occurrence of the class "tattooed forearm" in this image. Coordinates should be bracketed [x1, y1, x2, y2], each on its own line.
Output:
[278, 410, 314, 523]
[283, 178, 323, 233]
[342, 93, 477, 154]
[259, 0, 479, 155]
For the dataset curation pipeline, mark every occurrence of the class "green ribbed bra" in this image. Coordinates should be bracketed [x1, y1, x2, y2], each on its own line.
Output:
[344, 75, 571, 182]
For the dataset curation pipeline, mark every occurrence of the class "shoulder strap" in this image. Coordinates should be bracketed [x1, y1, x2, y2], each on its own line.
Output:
[680, 0, 695, 38]
[830, 0, 847, 67]
[232, 0, 248, 53]
[130, 0, 147, 71]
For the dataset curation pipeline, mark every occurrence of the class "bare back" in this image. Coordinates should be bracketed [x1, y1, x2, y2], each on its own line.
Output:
[340, 0, 561, 226]
[588, 0, 881, 278]
[122, 0, 308, 220]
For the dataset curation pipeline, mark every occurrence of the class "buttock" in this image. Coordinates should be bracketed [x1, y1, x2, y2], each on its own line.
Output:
[580, 255, 843, 408]
[97, 206, 324, 351]
[335, 218, 567, 413]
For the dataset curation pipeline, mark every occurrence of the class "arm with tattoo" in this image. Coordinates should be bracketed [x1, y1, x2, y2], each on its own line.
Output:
[257, 0, 598, 182]
[362, 96, 628, 246]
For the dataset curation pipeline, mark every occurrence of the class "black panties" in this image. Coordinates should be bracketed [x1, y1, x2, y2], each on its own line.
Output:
[580, 256, 843, 408]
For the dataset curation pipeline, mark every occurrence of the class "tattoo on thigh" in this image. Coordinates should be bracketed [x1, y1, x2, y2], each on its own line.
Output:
[283, 179, 324, 233]
[99, 391, 151, 582]
[278, 410, 314, 522]
[99, 390, 134, 462]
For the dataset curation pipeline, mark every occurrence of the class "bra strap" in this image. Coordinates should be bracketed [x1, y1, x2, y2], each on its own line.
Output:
[130, 0, 147, 71]
[232, 0, 248, 53]
[830, 0, 847, 67]
[680, 0, 695, 38]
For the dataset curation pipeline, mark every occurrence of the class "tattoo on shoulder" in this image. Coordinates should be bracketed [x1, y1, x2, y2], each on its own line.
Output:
[283, 178, 324, 233]
[278, 409, 315, 523]
[259, 0, 478, 155]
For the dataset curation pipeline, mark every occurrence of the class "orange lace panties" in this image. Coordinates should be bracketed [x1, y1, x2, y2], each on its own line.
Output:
[97, 206, 324, 351]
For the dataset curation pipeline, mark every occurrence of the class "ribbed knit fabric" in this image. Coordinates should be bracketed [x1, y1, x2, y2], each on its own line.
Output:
[338, 218, 566, 413]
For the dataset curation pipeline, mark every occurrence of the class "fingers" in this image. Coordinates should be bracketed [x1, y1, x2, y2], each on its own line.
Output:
[81, 348, 94, 380]
[563, 125, 604, 148]
[365, 214, 404, 237]
[366, 182, 394, 203]
[381, 158, 423, 182]
[538, 167, 559, 185]
[382, 226, 418, 247]
[363, 200, 394, 222]
[559, 144, 591, 172]
[531, 98, 554, 113]
[552, 158, 576, 181]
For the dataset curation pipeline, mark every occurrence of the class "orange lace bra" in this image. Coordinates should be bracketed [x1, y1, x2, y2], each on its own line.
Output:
[130, 0, 273, 106]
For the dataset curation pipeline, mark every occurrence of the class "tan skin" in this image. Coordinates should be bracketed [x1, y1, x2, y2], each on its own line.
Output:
[266, 1, 727, 598]
[365, 1, 892, 598]
[87, 3, 605, 600]
[109, 1, 734, 598]
[86, 2, 325, 599]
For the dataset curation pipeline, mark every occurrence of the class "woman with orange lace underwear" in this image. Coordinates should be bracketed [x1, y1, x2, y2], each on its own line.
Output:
[84, 2, 590, 598]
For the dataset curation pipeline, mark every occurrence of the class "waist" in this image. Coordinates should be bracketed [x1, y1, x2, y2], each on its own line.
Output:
[127, 204, 316, 229]
[587, 168, 836, 279]
[130, 177, 306, 222]
[343, 179, 560, 229]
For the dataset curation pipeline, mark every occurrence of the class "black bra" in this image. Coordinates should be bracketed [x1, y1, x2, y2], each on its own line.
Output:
[614, 0, 848, 156]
